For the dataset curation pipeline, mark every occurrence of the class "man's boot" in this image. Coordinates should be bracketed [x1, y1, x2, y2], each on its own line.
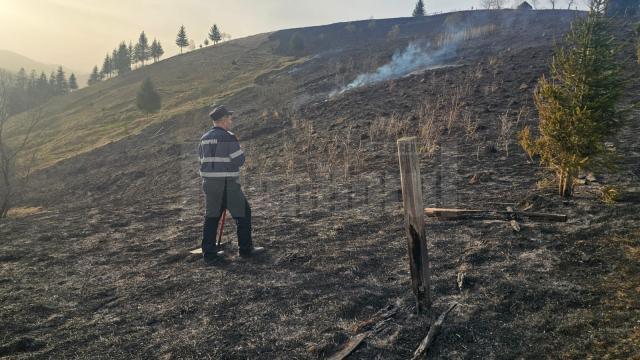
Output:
[203, 249, 226, 264]
[239, 246, 265, 258]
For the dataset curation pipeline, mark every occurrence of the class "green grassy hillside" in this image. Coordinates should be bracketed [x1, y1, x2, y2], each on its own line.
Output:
[5, 33, 303, 169]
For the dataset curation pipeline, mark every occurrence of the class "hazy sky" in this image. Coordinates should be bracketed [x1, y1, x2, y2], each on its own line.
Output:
[0, 0, 567, 73]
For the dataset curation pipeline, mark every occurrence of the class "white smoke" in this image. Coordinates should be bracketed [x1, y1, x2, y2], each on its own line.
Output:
[330, 36, 462, 97]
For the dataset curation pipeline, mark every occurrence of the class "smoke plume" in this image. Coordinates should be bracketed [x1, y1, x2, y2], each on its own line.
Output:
[330, 33, 465, 97]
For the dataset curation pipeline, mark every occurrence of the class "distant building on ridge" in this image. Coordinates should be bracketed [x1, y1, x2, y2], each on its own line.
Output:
[517, 1, 533, 10]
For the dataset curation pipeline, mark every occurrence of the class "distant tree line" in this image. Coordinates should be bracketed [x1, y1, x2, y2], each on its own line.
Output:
[88, 24, 232, 87]
[0, 66, 77, 117]
[176, 23, 230, 54]
[88, 31, 165, 87]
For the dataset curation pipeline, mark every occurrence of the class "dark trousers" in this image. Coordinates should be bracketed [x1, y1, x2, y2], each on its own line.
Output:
[202, 178, 252, 255]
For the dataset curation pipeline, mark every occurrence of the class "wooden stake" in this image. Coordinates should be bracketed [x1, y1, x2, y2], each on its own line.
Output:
[397, 137, 431, 313]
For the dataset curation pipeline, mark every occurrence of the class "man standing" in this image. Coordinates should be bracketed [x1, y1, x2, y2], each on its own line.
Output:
[198, 105, 264, 262]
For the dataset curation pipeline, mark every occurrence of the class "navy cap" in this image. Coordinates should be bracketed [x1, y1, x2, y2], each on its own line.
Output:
[209, 105, 234, 121]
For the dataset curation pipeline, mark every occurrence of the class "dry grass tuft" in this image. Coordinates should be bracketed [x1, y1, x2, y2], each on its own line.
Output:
[417, 99, 441, 155]
[7, 206, 44, 218]
[600, 185, 620, 204]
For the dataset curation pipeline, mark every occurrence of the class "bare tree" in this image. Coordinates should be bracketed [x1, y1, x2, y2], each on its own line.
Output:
[480, 0, 507, 9]
[549, 0, 556, 8]
[0, 79, 42, 218]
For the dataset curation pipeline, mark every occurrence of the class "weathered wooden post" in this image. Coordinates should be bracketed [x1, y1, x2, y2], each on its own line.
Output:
[397, 137, 431, 313]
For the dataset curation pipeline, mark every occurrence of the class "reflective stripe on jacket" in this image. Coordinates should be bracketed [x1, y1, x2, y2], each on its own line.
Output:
[198, 126, 245, 178]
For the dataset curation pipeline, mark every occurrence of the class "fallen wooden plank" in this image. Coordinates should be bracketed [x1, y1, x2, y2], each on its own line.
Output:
[411, 303, 458, 360]
[424, 208, 567, 222]
[327, 332, 370, 360]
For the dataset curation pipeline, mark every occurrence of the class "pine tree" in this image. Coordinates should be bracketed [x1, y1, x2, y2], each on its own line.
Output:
[28, 70, 37, 88]
[101, 54, 112, 79]
[176, 25, 189, 54]
[209, 24, 222, 45]
[150, 39, 159, 62]
[55, 66, 68, 94]
[115, 42, 131, 75]
[132, 43, 141, 67]
[68, 73, 78, 90]
[128, 41, 134, 66]
[16, 68, 27, 90]
[150, 40, 157, 62]
[88, 66, 101, 86]
[6, 68, 28, 113]
[37, 72, 48, 89]
[519, 0, 627, 197]
[136, 77, 162, 117]
[37, 72, 48, 101]
[150, 39, 164, 62]
[112, 49, 118, 69]
[137, 31, 150, 66]
[413, 0, 426, 16]
[48, 72, 56, 90]
[26, 70, 37, 102]
[156, 40, 164, 60]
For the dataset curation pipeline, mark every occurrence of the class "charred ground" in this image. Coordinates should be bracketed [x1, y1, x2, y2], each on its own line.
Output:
[1, 9, 639, 359]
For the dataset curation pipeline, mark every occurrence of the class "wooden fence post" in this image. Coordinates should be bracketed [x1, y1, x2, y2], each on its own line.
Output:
[397, 137, 431, 313]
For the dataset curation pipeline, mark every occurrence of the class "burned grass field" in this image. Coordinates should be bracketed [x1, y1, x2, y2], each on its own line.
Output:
[1, 9, 639, 359]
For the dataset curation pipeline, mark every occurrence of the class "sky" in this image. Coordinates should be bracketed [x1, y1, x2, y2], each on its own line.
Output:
[0, 0, 573, 74]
